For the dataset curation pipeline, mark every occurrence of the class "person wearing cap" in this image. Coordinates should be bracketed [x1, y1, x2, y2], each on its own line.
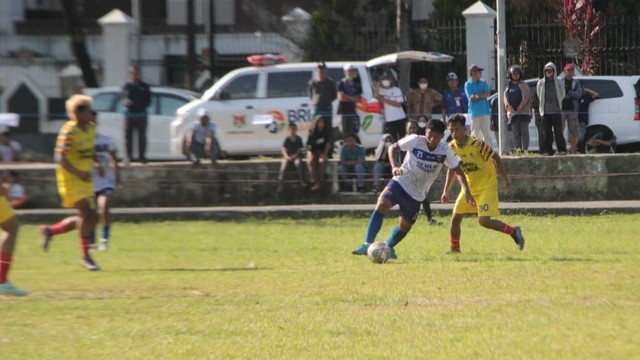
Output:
[536, 62, 566, 155]
[442, 72, 468, 119]
[562, 63, 583, 153]
[308, 62, 337, 140]
[464, 64, 493, 147]
[182, 108, 220, 166]
[503, 65, 531, 151]
[337, 63, 363, 141]
[406, 77, 443, 125]
[377, 74, 407, 142]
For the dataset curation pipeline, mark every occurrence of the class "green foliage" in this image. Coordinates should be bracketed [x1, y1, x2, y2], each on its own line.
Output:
[3, 216, 640, 358]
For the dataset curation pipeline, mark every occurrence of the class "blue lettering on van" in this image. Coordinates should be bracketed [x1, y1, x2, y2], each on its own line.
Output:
[287, 109, 311, 123]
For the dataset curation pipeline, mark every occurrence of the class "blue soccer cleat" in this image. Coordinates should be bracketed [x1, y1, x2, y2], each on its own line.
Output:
[351, 243, 370, 255]
[388, 247, 397, 260]
[512, 226, 525, 251]
[0, 281, 28, 296]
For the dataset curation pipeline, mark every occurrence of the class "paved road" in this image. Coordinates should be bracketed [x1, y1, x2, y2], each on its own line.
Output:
[15, 200, 640, 223]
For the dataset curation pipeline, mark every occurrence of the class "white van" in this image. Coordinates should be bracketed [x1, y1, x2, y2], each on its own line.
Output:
[170, 51, 454, 157]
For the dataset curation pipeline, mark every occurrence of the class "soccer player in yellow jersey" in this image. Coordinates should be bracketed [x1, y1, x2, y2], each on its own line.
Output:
[39, 94, 102, 270]
[0, 185, 27, 295]
[441, 114, 525, 253]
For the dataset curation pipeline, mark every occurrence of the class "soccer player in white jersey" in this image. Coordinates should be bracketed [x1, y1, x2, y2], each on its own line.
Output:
[92, 112, 121, 250]
[351, 119, 475, 259]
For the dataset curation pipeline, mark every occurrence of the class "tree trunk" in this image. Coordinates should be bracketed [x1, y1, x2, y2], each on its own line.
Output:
[59, 0, 98, 88]
[396, 0, 412, 51]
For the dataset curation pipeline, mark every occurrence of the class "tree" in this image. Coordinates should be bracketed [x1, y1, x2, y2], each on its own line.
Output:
[557, 0, 602, 74]
[59, 0, 98, 87]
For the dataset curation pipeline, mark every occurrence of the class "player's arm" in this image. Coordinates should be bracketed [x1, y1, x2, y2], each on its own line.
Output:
[441, 168, 457, 203]
[388, 142, 403, 176]
[491, 152, 511, 193]
[451, 165, 475, 206]
[58, 153, 91, 182]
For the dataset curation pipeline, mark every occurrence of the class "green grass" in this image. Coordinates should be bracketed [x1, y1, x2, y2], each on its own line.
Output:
[2, 214, 639, 359]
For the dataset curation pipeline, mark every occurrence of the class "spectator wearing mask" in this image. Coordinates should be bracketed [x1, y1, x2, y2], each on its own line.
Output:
[377, 74, 407, 142]
[536, 62, 566, 155]
[407, 77, 443, 121]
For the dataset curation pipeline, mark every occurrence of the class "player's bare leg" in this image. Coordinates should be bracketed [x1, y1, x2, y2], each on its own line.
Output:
[448, 213, 464, 253]
[478, 216, 525, 250]
[0, 216, 28, 296]
[76, 198, 100, 270]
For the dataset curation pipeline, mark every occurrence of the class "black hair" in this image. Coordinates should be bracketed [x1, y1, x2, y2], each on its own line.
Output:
[446, 113, 466, 127]
[344, 133, 358, 141]
[427, 119, 446, 134]
[288, 122, 297, 128]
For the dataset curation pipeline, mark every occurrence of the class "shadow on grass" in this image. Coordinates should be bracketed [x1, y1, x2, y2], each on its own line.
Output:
[112, 266, 270, 272]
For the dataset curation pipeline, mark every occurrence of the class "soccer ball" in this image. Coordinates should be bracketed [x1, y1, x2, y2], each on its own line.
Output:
[367, 242, 391, 264]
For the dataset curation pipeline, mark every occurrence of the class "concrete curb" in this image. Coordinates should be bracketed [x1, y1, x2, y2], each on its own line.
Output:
[14, 201, 640, 223]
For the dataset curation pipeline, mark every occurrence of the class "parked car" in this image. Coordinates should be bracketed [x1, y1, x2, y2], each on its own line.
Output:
[170, 51, 455, 158]
[84, 86, 200, 160]
[487, 75, 640, 153]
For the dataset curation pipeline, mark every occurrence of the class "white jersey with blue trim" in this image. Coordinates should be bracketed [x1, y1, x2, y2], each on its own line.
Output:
[394, 134, 461, 201]
[93, 133, 117, 192]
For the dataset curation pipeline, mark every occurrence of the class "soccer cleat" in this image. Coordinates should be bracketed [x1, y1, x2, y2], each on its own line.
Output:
[512, 226, 525, 251]
[82, 256, 101, 271]
[98, 238, 109, 251]
[39, 225, 52, 252]
[351, 243, 370, 255]
[445, 249, 462, 255]
[388, 247, 397, 260]
[0, 281, 29, 296]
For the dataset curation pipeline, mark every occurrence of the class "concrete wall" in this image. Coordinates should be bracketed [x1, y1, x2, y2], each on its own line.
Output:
[4, 154, 640, 209]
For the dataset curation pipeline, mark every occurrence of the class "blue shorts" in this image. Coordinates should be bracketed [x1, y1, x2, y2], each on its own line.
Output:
[95, 188, 115, 197]
[382, 179, 421, 223]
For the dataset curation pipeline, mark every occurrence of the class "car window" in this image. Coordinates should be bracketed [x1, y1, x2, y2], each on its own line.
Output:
[267, 71, 313, 98]
[93, 92, 117, 112]
[580, 80, 623, 99]
[221, 74, 258, 100]
[328, 68, 345, 82]
[158, 94, 189, 116]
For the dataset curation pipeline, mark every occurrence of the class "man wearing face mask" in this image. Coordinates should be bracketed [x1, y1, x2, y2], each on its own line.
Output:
[407, 77, 443, 123]
[376, 74, 407, 142]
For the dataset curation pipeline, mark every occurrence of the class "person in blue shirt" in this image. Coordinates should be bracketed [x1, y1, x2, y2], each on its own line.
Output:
[442, 72, 468, 119]
[464, 64, 493, 148]
[337, 133, 367, 192]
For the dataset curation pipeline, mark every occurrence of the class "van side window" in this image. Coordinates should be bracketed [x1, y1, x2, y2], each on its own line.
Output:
[159, 95, 189, 116]
[221, 74, 258, 100]
[93, 92, 117, 112]
[580, 80, 623, 99]
[267, 71, 313, 98]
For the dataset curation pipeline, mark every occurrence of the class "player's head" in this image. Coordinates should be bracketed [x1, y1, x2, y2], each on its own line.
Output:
[425, 119, 445, 149]
[66, 94, 94, 123]
[446, 114, 467, 142]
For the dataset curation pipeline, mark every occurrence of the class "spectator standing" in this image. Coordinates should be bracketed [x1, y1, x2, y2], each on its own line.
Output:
[536, 62, 566, 155]
[277, 122, 305, 192]
[407, 77, 443, 122]
[0, 132, 21, 162]
[503, 65, 531, 151]
[442, 72, 468, 119]
[465, 64, 493, 148]
[3, 171, 28, 209]
[377, 74, 408, 141]
[122, 65, 152, 164]
[306, 116, 332, 191]
[562, 64, 583, 154]
[0, 189, 27, 295]
[337, 64, 362, 140]
[308, 62, 337, 136]
[577, 87, 599, 150]
[183, 109, 220, 166]
[372, 134, 394, 193]
[338, 133, 367, 192]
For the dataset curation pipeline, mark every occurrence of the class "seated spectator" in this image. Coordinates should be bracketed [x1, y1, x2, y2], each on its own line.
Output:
[306, 116, 332, 191]
[0, 132, 21, 162]
[372, 134, 394, 193]
[277, 122, 306, 192]
[3, 171, 28, 208]
[585, 129, 616, 154]
[182, 109, 220, 166]
[337, 133, 367, 192]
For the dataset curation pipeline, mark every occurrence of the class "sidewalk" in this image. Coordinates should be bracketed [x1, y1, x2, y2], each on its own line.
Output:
[15, 200, 640, 223]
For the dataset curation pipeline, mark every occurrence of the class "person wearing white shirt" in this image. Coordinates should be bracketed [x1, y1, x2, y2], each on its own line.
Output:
[183, 109, 220, 166]
[376, 75, 407, 142]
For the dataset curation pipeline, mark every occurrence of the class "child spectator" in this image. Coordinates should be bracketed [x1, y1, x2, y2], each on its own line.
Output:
[277, 122, 305, 192]
[0, 132, 21, 162]
[337, 133, 367, 192]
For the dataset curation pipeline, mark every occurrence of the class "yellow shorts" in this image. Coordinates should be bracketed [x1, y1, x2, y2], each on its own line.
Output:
[0, 197, 15, 223]
[453, 187, 500, 217]
[58, 181, 95, 209]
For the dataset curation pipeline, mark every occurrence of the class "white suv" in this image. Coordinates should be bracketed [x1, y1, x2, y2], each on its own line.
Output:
[170, 51, 455, 157]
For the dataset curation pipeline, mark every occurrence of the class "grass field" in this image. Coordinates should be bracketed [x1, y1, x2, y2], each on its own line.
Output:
[2, 214, 639, 359]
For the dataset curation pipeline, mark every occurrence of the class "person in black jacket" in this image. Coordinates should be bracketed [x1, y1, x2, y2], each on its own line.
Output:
[122, 66, 152, 163]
